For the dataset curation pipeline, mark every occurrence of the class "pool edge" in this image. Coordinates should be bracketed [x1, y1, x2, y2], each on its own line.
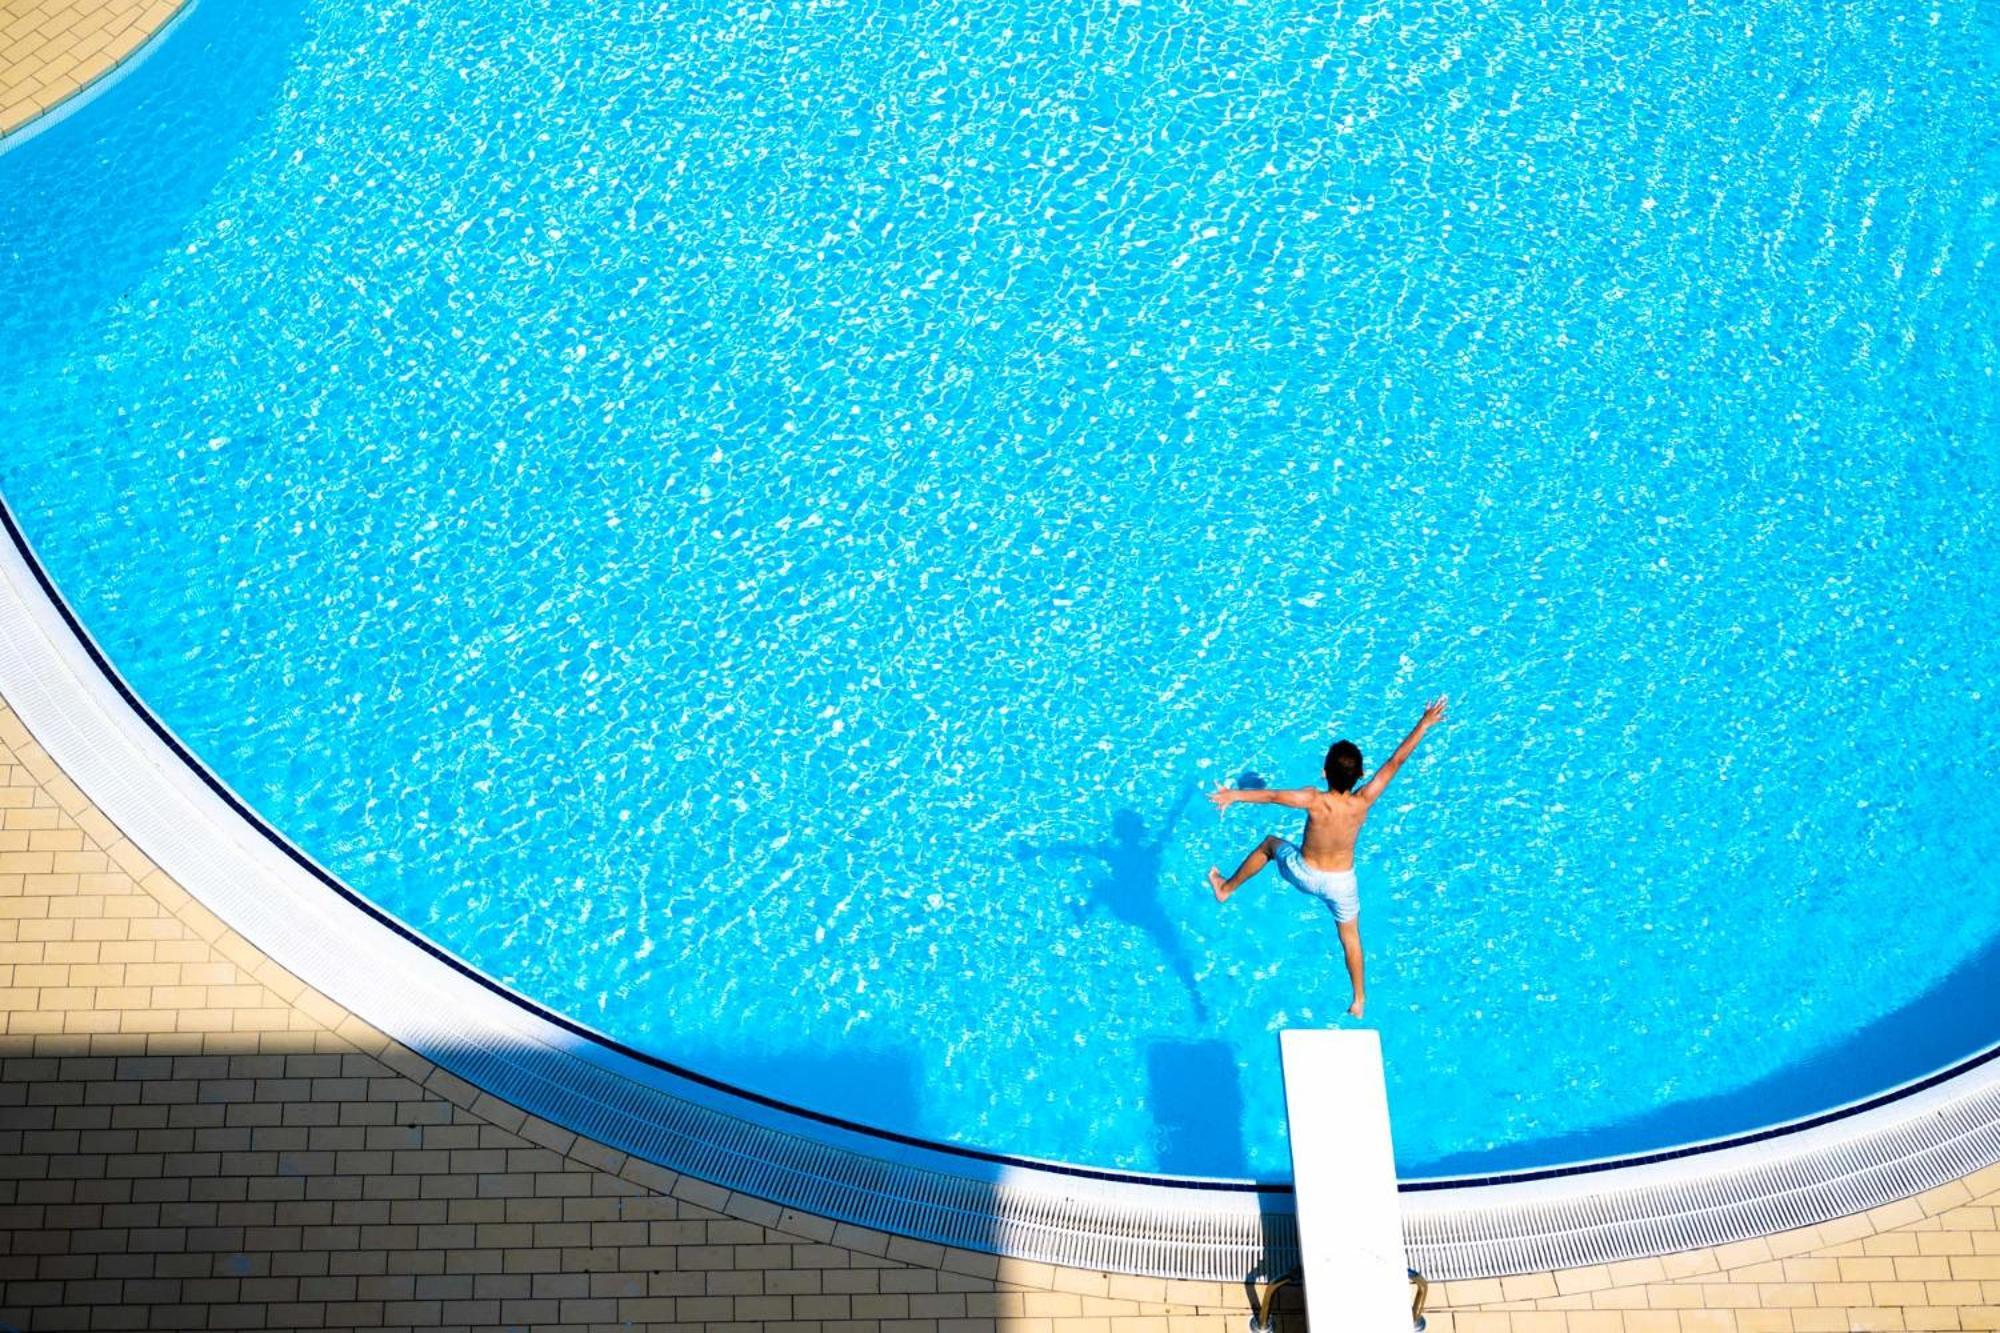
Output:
[2, 490, 1997, 1282]
[0, 0, 199, 155]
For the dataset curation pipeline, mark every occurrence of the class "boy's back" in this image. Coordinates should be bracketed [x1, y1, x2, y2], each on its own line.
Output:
[1295, 790, 1373, 872]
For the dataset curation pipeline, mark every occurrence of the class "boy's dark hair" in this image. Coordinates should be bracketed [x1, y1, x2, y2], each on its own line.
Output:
[1324, 740, 1364, 793]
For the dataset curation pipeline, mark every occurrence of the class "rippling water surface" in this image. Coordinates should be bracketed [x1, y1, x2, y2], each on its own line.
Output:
[3, 0, 1998, 1177]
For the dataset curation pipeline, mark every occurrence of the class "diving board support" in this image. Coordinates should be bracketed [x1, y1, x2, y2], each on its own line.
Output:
[1280, 1029, 1411, 1330]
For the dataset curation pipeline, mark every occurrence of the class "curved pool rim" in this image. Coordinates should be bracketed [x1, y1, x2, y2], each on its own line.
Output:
[3, 491, 1998, 1282]
[0, 0, 198, 154]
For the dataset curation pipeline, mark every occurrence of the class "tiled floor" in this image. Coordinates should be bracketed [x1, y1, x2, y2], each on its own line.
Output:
[0, 0, 183, 138]
[3, 690, 1998, 1332]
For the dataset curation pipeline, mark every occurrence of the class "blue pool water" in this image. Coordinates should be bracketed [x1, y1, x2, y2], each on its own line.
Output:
[3, 0, 1998, 1181]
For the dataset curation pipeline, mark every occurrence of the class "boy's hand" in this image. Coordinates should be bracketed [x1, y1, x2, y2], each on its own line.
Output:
[1208, 784, 1236, 812]
[1420, 694, 1449, 730]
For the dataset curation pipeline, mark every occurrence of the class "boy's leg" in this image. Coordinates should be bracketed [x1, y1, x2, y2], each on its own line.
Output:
[1337, 919, 1366, 1018]
[1209, 835, 1283, 903]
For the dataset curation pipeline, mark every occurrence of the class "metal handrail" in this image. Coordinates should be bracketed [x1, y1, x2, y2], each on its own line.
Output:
[1248, 1267, 1428, 1331]
[1250, 1268, 1298, 1331]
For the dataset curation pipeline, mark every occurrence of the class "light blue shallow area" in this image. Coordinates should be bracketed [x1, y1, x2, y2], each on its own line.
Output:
[3, 0, 1998, 1181]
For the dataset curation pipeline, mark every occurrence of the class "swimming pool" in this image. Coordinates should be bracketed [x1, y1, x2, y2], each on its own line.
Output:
[2, 0, 1997, 1184]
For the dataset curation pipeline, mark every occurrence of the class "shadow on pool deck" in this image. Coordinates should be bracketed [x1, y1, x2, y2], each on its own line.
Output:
[0, 1027, 1305, 1333]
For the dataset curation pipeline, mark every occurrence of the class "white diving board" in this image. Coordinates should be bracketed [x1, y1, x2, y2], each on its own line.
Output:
[1280, 1028, 1412, 1332]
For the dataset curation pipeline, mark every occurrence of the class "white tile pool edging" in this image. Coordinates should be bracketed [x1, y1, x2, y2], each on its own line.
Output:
[1, 502, 1996, 1283]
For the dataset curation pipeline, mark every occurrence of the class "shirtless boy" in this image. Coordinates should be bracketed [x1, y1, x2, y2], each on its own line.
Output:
[1207, 696, 1448, 1018]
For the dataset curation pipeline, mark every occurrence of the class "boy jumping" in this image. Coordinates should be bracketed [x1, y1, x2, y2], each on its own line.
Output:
[1207, 696, 1447, 1018]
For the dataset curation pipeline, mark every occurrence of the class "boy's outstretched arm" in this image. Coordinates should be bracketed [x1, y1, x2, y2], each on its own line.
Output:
[1355, 694, 1448, 803]
[1209, 785, 1318, 813]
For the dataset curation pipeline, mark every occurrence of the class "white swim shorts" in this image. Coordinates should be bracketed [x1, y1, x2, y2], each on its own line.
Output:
[1272, 840, 1360, 923]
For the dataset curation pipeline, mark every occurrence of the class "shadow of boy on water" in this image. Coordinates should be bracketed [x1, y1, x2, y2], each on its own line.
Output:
[1014, 785, 1209, 1021]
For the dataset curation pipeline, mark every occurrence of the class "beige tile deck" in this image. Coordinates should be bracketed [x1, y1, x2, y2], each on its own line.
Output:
[1, 691, 1996, 1331]
[0, 0, 185, 138]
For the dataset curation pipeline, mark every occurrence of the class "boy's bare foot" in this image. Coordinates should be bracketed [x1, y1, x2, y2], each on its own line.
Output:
[1208, 868, 1232, 902]
[1347, 996, 1366, 1019]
